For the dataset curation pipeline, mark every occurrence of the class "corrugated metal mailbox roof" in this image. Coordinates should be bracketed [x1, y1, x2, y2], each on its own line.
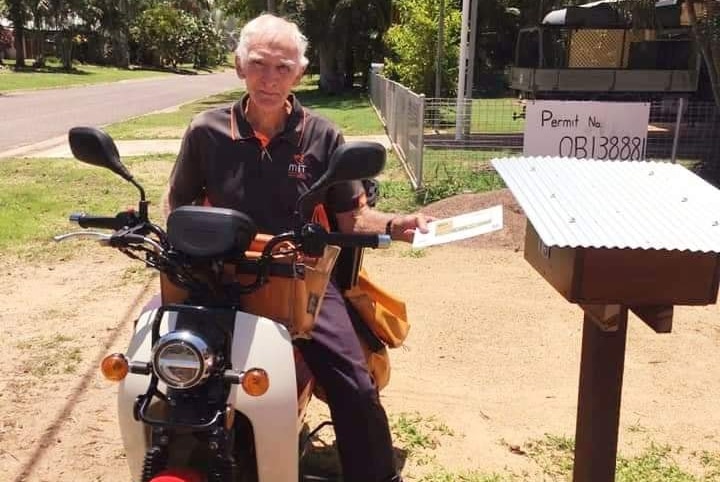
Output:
[491, 157, 720, 253]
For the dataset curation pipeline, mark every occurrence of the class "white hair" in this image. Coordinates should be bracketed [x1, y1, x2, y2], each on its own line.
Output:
[234, 14, 309, 70]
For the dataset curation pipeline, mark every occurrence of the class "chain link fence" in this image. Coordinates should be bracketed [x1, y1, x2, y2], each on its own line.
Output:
[369, 70, 719, 190]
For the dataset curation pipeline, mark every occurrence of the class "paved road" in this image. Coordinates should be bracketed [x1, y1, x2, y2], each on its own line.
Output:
[0, 70, 242, 155]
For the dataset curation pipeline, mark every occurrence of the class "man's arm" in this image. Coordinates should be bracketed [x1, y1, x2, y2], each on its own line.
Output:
[165, 123, 205, 218]
[335, 205, 431, 243]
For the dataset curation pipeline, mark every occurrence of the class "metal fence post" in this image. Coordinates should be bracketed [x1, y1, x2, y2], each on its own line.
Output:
[671, 97, 684, 164]
[417, 94, 425, 189]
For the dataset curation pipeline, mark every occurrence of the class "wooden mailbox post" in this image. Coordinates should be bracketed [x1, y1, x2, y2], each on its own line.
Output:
[492, 156, 720, 482]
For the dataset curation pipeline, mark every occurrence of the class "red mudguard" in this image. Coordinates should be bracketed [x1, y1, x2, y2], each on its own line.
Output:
[149, 468, 205, 482]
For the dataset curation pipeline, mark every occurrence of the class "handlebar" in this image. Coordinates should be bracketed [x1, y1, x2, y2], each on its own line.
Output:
[325, 232, 391, 249]
[292, 224, 391, 257]
[69, 211, 139, 230]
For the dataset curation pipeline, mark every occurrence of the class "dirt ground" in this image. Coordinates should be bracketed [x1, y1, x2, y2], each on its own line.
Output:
[1, 189, 720, 481]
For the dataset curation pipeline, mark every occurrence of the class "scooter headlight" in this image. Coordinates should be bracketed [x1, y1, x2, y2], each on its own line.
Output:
[152, 331, 214, 389]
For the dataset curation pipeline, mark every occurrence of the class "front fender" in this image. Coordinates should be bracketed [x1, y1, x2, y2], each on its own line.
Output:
[228, 312, 298, 482]
[116, 308, 298, 482]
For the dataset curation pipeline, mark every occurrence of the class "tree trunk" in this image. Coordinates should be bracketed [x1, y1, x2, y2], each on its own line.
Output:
[60, 32, 74, 70]
[8, 0, 26, 69]
[344, 44, 354, 89]
[111, 29, 130, 68]
[12, 26, 25, 68]
[317, 41, 344, 94]
[109, 1, 130, 68]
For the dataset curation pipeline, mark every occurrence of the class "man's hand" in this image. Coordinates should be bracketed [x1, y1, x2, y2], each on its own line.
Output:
[388, 213, 434, 243]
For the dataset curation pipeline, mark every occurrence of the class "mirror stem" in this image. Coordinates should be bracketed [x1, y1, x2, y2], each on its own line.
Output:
[129, 178, 149, 221]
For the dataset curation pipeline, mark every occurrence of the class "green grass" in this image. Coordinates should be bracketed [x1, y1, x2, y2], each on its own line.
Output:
[525, 434, 576, 479]
[104, 77, 385, 140]
[0, 155, 173, 261]
[295, 82, 385, 135]
[386, 415, 720, 482]
[104, 89, 244, 139]
[375, 147, 511, 213]
[427, 98, 525, 135]
[390, 412, 454, 467]
[0, 58, 231, 93]
[0, 60, 166, 92]
[419, 470, 508, 482]
[413, 148, 510, 205]
[16, 333, 82, 376]
[519, 434, 720, 482]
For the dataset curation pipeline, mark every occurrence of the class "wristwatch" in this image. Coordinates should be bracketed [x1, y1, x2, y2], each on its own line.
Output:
[385, 218, 395, 238]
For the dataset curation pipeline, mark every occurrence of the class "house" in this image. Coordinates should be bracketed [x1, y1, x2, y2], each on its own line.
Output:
[0, 14, 84, 61]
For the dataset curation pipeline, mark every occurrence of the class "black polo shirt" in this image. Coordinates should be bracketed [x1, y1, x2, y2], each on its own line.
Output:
[169, 94, 363, 234]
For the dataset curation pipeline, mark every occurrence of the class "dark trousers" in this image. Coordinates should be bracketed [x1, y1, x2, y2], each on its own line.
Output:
[295, 283, 398, 482]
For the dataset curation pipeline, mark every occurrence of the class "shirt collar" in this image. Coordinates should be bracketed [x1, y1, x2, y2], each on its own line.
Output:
[231, 94, 305, 145]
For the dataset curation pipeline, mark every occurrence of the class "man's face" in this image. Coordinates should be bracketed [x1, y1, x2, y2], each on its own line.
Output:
[236, 41, 304, 113]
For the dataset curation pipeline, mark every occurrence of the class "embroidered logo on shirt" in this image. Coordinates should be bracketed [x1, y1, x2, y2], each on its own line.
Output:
[288, 153, 307, 180]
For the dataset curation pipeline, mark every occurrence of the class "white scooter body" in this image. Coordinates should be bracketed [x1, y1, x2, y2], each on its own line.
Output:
[118, 306, 300, 482]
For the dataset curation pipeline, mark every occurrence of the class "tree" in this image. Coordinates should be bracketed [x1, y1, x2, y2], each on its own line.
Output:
[131, 4, 197, 68]
[130, 2, 225, 69]
[44, 0, 89, 70]
[301, 0, 390, 93]
[383, 0, 462, 96]
[6, 0, 27, 68]
[214, 0, 264, 24]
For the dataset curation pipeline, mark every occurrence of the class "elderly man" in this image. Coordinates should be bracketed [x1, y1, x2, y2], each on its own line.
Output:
[167, 13, 429, 482]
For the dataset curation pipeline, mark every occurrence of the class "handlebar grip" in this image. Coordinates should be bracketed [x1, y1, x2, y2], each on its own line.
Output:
[69, 212, 134, 230]
[324, 233, 391, 249]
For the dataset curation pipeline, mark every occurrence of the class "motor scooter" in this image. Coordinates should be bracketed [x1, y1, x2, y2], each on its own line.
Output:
[54, 127, 391, 482]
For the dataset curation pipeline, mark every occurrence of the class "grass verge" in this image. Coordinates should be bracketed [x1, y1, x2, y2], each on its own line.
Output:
[0, 58, 229, 93]
[104, 78, 385, 139]
[0, 155, 173, 262]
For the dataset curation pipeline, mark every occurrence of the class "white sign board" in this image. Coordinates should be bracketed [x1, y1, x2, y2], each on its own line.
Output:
[523, 101, 650, 160]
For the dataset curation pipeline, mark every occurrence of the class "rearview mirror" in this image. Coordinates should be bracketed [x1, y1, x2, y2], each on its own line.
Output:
[297, 142, 386, 219]
[68, 126, 148, 220]
[68, 127, 133, 181]
[313, 142, 386, 189]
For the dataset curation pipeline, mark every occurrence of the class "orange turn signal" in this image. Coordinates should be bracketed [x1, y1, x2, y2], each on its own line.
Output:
[101, 353, 129, 381]
[241, 368, 270, 397]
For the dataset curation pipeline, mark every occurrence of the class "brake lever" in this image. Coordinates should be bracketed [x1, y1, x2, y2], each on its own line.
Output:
[53, 231, 112, 243]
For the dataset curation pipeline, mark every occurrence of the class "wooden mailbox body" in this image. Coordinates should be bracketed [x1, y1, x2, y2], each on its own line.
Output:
[524, 221, 720, 306]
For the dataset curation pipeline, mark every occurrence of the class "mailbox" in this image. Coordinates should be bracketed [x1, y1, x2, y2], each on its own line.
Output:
[492, 156, 720, 482]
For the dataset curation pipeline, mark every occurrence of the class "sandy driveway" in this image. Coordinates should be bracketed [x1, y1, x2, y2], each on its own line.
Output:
[1, 191, 719, 481]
